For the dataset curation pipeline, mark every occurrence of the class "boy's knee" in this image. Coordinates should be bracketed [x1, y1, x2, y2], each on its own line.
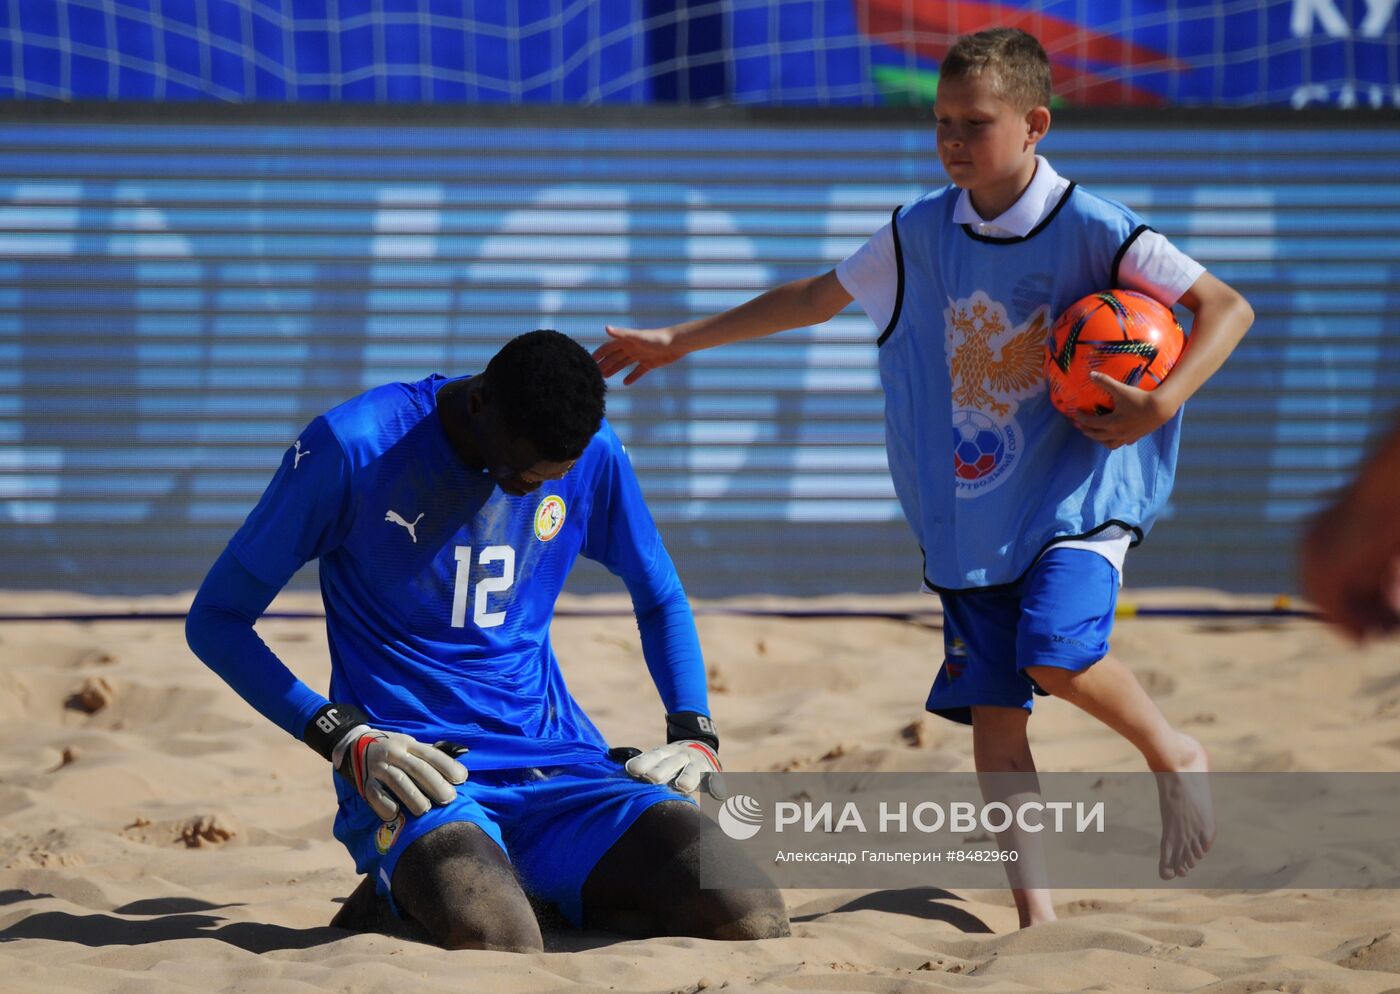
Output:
[970, 705, 1034, 771]
[1024, 664, 1079, 697]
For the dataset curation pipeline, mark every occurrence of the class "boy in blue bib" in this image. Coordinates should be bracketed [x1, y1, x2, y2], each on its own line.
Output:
[596, 29, 1254, 928]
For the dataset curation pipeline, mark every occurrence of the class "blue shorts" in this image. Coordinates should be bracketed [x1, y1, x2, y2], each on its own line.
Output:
[926, 547, 1119, 725]
[333, 759, 689, 927]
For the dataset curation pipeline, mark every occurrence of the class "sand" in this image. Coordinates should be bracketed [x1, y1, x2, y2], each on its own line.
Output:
[1, 587, 1398, 994]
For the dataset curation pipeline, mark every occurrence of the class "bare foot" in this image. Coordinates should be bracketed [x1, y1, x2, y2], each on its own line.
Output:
[1153, 733, 1214, 879]
[1013, 888, 1057, 928]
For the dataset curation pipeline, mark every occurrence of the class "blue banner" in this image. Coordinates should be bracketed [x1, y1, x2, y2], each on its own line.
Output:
[0, 1, 1395, 107]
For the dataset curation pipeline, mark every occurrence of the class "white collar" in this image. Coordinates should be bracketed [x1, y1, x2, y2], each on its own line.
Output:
[952, 155, 1063, 237]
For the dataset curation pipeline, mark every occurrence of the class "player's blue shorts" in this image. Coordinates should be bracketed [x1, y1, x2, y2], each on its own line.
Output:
[332, 759, 689, 927]
[925, 547, 1119, 725]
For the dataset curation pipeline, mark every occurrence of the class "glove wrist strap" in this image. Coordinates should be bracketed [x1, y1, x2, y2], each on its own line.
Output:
[304, 702, 372, 762]
[665, 711, 719, 752]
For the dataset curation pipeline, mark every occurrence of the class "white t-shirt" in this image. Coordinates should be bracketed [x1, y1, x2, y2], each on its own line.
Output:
[835, 155, 1206, 580]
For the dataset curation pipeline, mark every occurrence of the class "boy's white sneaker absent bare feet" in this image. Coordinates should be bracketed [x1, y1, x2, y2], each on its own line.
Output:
[1153, 732, 1214, 879]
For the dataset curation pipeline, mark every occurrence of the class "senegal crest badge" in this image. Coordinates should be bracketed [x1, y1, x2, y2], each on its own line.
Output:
[533, 495, 566, 542]
[375, 812, 404, 855]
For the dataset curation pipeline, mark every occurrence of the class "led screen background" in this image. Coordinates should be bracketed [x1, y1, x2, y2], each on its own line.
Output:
[1, 115, 1393, 595]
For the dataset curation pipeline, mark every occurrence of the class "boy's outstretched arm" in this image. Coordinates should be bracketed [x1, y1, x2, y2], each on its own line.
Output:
[595, 271, 852, 384]
[1076, 271, 1254, 449]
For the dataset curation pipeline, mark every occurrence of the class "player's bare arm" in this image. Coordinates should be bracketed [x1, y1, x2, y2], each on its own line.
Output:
[594, 270, 852, 384]
[1075, 271, 1253, 449]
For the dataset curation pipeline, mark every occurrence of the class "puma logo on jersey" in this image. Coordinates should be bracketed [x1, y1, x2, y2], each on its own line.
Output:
[384, 509, 424, 543]
[292, 439, 311, 468]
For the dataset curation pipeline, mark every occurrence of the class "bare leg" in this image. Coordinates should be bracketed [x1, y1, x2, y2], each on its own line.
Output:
[334, 822, 543, 951]
[970, 706, 1056, 928]
[1026, 656, 1214, 879]
[331, 874, 432, 942]
[581, 800, 789, 940]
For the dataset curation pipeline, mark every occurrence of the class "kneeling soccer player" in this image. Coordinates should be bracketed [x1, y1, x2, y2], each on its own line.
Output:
[186, 329, 788, 951]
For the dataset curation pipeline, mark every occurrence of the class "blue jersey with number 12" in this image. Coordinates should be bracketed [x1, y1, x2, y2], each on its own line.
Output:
[228, 374, 688, 771]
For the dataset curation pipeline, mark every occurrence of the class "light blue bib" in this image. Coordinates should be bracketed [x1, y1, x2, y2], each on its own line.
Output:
[878, 183, 1183, 590]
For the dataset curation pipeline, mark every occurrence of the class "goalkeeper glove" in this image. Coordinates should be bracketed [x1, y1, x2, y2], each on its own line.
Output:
[304, 703, 468, 821]
[620, 711, 725, 799]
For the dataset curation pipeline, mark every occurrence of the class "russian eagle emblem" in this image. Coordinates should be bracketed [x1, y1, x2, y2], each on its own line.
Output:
[944, 292, 1048, 418]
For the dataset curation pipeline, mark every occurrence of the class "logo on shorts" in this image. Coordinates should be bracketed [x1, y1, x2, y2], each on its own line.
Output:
[533, 495, 566, 542]
[717, 794, 764, 840]
[943, 636, 967, 680]
[1052, 632, 1094, 650]
[375, 813, 405, 854]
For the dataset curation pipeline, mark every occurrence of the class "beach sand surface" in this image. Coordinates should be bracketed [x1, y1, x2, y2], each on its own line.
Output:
[1, 588, 1398, 994]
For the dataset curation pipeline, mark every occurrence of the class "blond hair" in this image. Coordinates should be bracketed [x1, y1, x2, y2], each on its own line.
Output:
[940, 28, 1052, 110]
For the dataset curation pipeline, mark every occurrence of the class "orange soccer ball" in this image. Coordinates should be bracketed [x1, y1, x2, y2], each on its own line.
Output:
[1044, 290, 1185, 418]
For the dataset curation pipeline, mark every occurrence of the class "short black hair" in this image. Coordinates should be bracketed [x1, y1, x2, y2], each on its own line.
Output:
[482, 329, 606, 461]
[941, 28, 1052, 111]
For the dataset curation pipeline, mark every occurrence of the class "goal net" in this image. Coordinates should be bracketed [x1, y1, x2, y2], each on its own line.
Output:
[1, 0, 1395, 108]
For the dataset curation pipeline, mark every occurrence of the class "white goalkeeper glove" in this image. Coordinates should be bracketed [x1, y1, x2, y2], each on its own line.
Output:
[305, 703, 468, 821]
[620, 711, 725, 799]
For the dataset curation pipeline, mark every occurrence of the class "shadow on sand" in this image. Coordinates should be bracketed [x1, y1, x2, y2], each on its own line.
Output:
[791, 887, 993, 933]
